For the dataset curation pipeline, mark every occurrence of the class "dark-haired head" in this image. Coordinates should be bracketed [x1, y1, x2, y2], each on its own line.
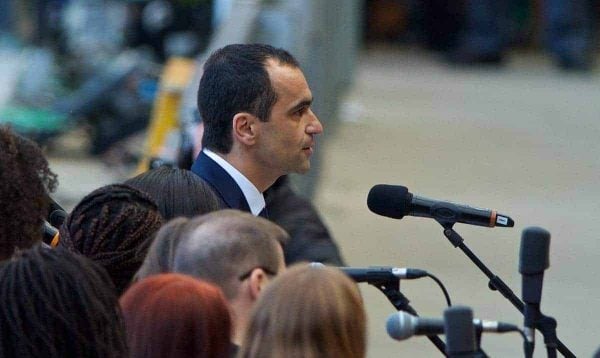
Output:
[124, 166, 221, 220]
[120, 273, 231, 358]
[0, 126, 58, 260]
[60, 184, 163, 294]
[134, 217, 190, 281]
[197, 43, 300, 153]
[0, 245, 127, 357]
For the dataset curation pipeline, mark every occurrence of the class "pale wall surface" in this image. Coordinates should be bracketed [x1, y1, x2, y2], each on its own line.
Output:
[315, 47, 599, 357]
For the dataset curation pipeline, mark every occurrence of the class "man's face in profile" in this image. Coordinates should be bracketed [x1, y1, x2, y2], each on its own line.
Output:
[251, 60, 324, 177]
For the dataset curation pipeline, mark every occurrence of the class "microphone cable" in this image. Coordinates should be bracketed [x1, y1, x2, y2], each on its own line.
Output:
[516, 327, 527, 342]
[424, 271, 452, 307]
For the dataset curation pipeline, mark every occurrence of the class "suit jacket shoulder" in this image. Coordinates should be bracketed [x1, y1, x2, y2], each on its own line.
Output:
[190, 151, 251, 212]
[265, 176, 345, 265]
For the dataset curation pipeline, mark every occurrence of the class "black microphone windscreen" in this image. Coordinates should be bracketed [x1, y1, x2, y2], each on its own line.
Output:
[519, 227, 550, 275]
[46, 195, 67, 227]
[367, 184, 412, 219]
[444, 306, 476, 355]
[49, 210, 68, 228]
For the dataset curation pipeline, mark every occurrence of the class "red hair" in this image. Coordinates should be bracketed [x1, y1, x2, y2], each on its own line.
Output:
[120, 273, 231, 358]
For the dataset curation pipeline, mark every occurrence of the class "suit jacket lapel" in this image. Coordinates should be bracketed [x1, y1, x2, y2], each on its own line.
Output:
[191, 151, 251, 212]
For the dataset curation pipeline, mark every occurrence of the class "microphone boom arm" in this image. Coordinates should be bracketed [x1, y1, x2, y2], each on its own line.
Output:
[370, 279, 448, 356]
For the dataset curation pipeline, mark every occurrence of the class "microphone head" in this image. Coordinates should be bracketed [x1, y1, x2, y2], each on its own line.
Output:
[48, 209, 68, 229]
[386, 311, 417, 341]
[519, 227, 550, 275]
[367, 184, 412, 219]
[444, 306, 476, 356]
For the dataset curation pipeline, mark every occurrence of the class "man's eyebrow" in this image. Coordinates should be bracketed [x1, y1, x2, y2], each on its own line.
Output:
[288, 98, 313, 113]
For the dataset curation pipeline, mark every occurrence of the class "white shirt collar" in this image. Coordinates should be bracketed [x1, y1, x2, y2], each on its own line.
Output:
[203, 149, 265, 216]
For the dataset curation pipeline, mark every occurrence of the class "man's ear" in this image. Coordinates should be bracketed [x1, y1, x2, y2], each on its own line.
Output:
[232, 112, 259, 146]
[248, 268, 270, 301]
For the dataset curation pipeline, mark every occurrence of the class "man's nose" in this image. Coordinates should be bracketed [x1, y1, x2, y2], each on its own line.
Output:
[307, 110, 323, 134]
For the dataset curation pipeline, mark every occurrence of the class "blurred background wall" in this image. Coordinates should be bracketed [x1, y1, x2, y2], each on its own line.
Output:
[1, 1, 599, 357]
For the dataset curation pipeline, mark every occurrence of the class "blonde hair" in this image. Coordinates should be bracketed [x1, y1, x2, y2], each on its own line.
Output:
[239, 264, 367, 358]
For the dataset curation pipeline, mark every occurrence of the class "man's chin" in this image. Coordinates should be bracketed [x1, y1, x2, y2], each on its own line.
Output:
[291, 163, 311, 175]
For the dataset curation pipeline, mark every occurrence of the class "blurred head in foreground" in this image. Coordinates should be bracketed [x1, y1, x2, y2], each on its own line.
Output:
[239, 264, 367, 358]
[173, 209, 288, 346]
[0, 246, 126, 357]
[120, 273, 231, 358]
[125, 166, 221, 220]
[134, 216, 190, 280]
[0, 126, 58, 260]
[60, 184, 163, 294]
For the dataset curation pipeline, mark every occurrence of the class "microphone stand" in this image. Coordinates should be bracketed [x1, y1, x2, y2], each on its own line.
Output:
[439, 223, 572, 358]
[372, 279, 490, 357]
[371, 279, 448, 356]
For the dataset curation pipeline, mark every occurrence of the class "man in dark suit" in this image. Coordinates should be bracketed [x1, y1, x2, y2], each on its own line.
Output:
[192, 43, 321, 215]
[191, 43, 343, 265]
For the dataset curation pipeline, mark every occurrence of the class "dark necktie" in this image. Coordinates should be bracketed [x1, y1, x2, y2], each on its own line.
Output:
[258, 206, 269, 219]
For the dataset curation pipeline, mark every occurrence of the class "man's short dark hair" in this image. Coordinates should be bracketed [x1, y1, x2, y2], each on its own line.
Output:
[197, 43, 300, 153]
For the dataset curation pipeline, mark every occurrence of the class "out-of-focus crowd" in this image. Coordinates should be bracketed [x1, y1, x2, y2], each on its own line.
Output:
[0, 123, 365, 358]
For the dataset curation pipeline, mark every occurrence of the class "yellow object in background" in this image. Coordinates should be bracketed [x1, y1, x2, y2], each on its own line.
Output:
[137, 57, 196, 174]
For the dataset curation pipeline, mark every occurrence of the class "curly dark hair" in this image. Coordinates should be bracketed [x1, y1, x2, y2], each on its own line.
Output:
[0, 126, 58, 260]
[60, 184, 163, 294]
[0, 245, 128, 357]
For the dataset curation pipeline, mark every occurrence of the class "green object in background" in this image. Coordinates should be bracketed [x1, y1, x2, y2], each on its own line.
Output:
[0, 106, 68, 133]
